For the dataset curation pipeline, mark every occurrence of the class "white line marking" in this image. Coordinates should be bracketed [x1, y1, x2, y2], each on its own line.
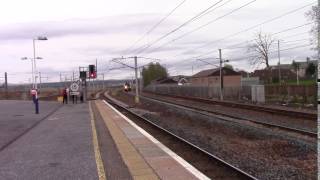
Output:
[103, 100, 210, 180]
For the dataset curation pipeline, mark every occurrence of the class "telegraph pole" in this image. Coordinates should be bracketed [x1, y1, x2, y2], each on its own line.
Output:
[134, 56, 140, 103]
[110, 56, 161, 103]
[140, 70, 143, 94]
[277, 40, 281, 84]
[39, 72, 42, 89]
[318, 0, 320, 80]
[4, 72, 8, 99]
[102, 74, 105, 90]
[219, 49, 223, 101]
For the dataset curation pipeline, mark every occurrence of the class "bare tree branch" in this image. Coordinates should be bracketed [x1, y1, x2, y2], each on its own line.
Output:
[247, 31, 275, 68]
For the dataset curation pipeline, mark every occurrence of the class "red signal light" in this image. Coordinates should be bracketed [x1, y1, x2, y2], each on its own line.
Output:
[89, 72, 96, 78]
[88, 64, 96, 78]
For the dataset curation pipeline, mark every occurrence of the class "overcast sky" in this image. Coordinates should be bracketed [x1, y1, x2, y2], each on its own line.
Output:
[0, 0, 316, 83]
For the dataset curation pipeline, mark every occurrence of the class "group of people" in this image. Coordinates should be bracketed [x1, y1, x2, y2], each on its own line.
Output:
[62, 87, 82, 104]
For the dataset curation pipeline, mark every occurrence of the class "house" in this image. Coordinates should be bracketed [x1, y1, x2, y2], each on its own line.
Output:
[171, 75, 190, 85]
[177, 78, 189, 85]
[191, 67, 241, 87]
[251, 68, 296, 84]
[269, 59, 317, 78]
[237, 70, 250, 78]
[150, 77, 177, 85]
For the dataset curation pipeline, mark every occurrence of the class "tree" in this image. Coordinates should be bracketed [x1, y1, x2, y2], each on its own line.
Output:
[305, 62, 316, 78]
[305, 4, 319, 48]
[291, 60, 300, 85]
[248, 32, 275, 68]
[224, 64, 233, 70]
[142, 62, 168, 87]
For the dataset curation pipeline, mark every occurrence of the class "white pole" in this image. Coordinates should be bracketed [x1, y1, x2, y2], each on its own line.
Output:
[277, 40, 281, 84]
[30, 58, 34, 89]
[102, 74, 105, 90]
[134, 56, 140, 103]
[33, 39, 37, 89]
[39, 72, 41, 89]
[219, 49, 223, 101]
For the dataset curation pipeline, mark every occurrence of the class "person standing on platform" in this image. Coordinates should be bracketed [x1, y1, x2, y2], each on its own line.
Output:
[30, 88, 39, 114]
[66, 87, 70, 103]
[62, 88, 68, 104]
[72, 94, 78, 104]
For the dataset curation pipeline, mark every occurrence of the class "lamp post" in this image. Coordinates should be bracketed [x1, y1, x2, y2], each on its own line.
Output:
[21, 57, 43, 89]
[33, 36, 48, 89]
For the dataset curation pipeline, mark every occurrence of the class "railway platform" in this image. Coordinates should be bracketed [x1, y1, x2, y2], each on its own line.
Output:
[92, 100, 207, 180]
[0, 99, 207, 179]
[0, 101, 98, 180]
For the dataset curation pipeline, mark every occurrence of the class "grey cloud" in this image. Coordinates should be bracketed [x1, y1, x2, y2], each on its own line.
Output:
[0, 13, 177, 41]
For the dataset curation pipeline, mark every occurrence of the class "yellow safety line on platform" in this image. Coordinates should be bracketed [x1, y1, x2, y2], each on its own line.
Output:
[89, 101, 107, 180]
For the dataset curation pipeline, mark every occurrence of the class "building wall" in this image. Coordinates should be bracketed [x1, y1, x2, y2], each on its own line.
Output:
[191, 75, 241, 87]
[224, 76, 241, 87]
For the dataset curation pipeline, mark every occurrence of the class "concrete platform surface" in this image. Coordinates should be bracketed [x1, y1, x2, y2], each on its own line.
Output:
[0, 102, 99, 180]
[95, 100, 206, 180]
[0, 100, 61, 150]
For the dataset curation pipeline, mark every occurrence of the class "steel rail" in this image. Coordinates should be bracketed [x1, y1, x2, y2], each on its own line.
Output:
[144, 92, 316, 120]
[102, 93, 259, 180]
[139, 94, 317, 138]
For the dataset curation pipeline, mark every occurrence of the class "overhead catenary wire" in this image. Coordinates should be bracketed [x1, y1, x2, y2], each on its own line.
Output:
[123, 0, 187, 55]
[189, 0, 234, 22]
[224, 38, 311, 50]
[164, 40, 313, 72]
[109, 56, 166, 70]
[279, 31, 311, 39]
[193, 22, 314, 59]
[148, 0, 256, 54]
[170, 43, 313, 75]
[227, 43, 313, 62]
[225, 31, 311, 50]
[171, 1, 316, 59]
[132, 0, 225, 54]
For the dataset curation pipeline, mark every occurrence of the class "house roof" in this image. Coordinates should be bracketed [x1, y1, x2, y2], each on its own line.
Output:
[192, 67, 240, 78]
[159, 78, 177, 84]
[151, 77, 178, 84]
[192, 68, 219, 78]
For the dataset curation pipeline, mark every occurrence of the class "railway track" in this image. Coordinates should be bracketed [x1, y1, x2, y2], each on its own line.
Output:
[138, 94, 317, 138]
[101, 93, 258, 180]
[144, 92, 316, 120]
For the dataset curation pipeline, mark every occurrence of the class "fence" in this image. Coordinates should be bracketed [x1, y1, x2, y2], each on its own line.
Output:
[0, 88, 61, 100]
[144, 84, 251, 101]
[144, 84, 316, 104]
[265, 84, 316, 104]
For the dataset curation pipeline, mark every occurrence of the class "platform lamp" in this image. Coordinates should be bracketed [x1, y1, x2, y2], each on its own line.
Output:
[21, 56, 43, 89]
[33, 36, 48, 89]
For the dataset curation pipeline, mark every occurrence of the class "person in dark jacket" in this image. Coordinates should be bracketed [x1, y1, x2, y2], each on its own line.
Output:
[62, 88, 68, 104]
